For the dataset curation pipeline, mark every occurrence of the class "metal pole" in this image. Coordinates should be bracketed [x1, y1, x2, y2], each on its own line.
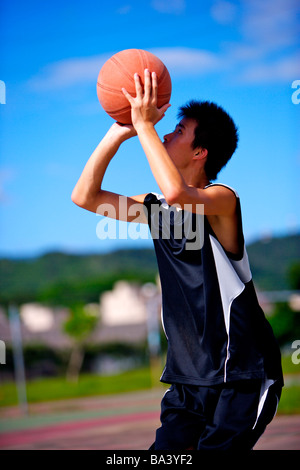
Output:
[142, 283, 162, 387]
[8, 304, 28, 415]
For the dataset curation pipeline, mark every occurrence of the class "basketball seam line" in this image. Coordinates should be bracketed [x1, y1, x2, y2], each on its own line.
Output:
[97, 82, 128, 95]
[97, 82, 170, 99]
[107, 51, 170, 89]
[110, 56, 139, 83]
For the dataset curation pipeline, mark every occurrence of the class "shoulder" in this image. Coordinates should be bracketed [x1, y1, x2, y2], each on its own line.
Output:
[200, 183, 238, 217]
[204, 183, 239, 199]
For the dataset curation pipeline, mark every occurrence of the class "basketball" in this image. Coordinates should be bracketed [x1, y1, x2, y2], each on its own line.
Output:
[97, 49, 172, 124]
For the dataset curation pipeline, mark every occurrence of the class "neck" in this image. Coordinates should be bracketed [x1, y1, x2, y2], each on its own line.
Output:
[181, 166, 210, 189]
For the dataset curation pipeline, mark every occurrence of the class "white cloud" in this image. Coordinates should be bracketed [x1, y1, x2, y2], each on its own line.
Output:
[211, 1, 237, 24]
[150, 47, 224, 75]
[212, 0, 300, 84]
[151, 0, 186, 15]
[224, 43, 266, 62]
[237, 54, 300, 84]
[219, 0, 300, 59]
[241, 0, 300, 50]
[28, 53, 111, 91]
[27, 1, 300, 96]
[27, 48, 224, 92]
[116, 5, 132, 15]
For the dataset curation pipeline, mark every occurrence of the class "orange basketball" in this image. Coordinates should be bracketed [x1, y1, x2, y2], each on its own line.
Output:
[97, 49, 172, 124]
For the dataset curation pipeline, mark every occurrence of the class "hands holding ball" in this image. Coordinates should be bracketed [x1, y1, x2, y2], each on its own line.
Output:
[121, 69, 171, 131]
[97, 49, 172, 130]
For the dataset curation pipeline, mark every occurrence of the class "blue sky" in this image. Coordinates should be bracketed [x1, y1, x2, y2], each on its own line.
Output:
[0, 0, 299, 257]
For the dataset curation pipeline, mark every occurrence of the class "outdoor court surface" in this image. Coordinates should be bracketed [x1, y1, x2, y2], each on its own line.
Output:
[0, 388, 299, 450]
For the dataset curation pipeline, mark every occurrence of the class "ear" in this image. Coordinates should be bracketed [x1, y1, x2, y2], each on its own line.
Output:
[193, 147, 208, 160]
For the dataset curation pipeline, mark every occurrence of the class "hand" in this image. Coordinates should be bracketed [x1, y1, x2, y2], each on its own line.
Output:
[122, 69, 171, 130]
[108, 121, 137, 142]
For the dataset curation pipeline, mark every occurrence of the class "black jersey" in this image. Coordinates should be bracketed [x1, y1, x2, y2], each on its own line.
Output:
[143, 186, 283, 388]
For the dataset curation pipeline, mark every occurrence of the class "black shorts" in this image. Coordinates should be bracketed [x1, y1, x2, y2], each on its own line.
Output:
[150, 379, 281, 451]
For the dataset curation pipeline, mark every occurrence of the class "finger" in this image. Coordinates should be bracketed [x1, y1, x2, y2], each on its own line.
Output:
[151, 72, 158, 104]
[153, 103, 171, 125]
[122, 87, 134, 104]
[144, 69, 151, 102]
[134, 73, 143, 98]
[159, 103, 171, 114]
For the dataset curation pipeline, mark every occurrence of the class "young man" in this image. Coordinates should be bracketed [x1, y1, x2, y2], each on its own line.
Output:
[72, 70, 283, 450]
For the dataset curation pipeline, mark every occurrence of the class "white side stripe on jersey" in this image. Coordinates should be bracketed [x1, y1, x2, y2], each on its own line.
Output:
[209, 235, 245, 382]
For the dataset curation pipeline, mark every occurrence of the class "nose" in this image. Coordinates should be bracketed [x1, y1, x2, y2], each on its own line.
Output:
[163, 131, 173, 142]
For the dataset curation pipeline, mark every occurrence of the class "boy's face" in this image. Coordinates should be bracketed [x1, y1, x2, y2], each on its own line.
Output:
[163, 118, 198, 169]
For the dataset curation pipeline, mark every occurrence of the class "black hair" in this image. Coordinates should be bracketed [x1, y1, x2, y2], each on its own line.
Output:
[178, 100, 239, 181]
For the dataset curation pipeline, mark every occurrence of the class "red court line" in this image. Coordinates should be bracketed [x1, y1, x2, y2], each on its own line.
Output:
[0, 410, 160, 448]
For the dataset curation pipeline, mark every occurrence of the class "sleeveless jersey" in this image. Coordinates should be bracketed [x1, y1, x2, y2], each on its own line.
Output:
[143, 186, 283, 387]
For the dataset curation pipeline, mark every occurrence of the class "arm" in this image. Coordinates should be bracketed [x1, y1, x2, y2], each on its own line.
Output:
[133, 123, 235, 216]
[122, 70, 236, 216]
[71, 123, 147, 223]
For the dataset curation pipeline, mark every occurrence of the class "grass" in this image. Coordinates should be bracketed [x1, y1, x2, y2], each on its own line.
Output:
[278, 385, 300, 414]
[0, 367, 158, 408]
[277, 353, 300, 414]
[281, 353, 300, 375]
[0, 355, 299, 413]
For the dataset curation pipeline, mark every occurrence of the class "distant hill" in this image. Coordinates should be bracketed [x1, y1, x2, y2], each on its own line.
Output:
[247, 233, 300, 291]
[0, 233, 299, 306]
[0, 248, 158, 306]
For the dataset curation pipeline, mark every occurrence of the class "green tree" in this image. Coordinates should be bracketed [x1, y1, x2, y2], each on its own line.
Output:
[288, 262, 300, 290]
[63, 303, 99, 382]
[268, 301, 300, 347]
